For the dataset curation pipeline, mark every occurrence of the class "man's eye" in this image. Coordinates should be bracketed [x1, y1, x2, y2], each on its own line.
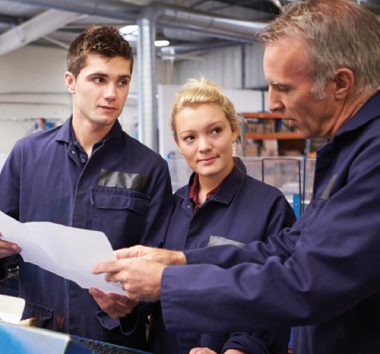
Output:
[94, 77, 105, 84]
[119, 79, 130, 86]
[276, 85, 291, 93]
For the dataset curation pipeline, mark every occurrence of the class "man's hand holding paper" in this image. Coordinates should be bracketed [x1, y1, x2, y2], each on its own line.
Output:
[89, 287, 138, 319]
[0, 235, 21, 259]
[93, 247, 171, 302]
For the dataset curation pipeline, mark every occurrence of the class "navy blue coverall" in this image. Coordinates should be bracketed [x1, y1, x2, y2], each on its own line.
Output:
[153, 160, 295, 354]
[160, 91, 380, 354]
[0, 118, 173, 349]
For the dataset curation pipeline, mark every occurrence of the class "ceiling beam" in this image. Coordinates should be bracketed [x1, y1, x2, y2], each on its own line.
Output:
[0, 9, 85, 55]
[11, 0, 140, 22]
[13, 0, 266, 43]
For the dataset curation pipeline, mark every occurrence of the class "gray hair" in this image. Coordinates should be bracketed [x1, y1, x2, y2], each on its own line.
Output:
[260, 0, 380, 98]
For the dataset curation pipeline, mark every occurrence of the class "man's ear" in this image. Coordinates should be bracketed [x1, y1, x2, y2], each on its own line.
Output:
[65, 71, 76, 94]
[333, 68, 355, 100]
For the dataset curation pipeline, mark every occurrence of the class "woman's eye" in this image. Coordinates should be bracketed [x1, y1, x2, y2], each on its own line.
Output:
[183, 135, 194, 142]
[210, 127, 222, 135]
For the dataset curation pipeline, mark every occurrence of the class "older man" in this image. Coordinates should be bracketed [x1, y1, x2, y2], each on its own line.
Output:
[94, 1, 380, 353]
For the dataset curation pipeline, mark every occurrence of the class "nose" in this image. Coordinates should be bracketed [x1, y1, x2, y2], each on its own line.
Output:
[104, 83, 117, 101]
[198, 135, 212, 152]
[268, 87, 284, 113]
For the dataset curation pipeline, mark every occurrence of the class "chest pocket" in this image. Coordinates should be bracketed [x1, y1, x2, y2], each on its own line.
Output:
[91, 187, 147, 213]
[91, 186, 150, 248]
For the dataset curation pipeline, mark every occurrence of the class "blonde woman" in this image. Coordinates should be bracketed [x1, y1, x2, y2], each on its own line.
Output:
[151, 78, 295, 354]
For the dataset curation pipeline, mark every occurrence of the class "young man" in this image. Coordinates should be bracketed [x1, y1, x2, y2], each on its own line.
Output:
[93, 1, 380, 353]
[0, 26, 172, 350]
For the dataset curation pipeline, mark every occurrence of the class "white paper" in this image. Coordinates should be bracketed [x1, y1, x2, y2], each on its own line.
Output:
[0, 294, 25, 324]
[0, 211, 124, 295]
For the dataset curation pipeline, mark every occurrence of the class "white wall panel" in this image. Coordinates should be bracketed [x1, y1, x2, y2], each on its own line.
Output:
[170, 41, 266, 89]
[0, 46, 68, 153]
[244, 42, 266, 88]
[172, 45, 242, 87]
[0, 45, 139, 153]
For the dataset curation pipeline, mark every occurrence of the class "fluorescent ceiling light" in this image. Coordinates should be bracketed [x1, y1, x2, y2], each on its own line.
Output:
[154, 40, 170, 47]
[119, 25, 139, 41]
[120, 25, 170, 47]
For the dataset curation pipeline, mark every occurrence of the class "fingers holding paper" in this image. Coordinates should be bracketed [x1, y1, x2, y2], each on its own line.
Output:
[93, 245, 186, 302]
[0, 235, 21, 258]
[115, 245, 186, 266]
[92, 258, 166, 302]
[114, 245, 154, 259]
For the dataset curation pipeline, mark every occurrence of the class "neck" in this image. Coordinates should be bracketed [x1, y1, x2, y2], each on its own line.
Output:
[72, 117, 112, 156]
[330, 89, 377, 137]
[197, 160, 234, 203]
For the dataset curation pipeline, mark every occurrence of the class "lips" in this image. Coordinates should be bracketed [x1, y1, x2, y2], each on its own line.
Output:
[198, 156, 217, 164]
[98, 105, 117, 112]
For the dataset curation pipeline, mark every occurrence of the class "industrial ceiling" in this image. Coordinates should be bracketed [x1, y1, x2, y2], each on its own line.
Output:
[0, 0, 379, 151]
[0, 0, 376, 59]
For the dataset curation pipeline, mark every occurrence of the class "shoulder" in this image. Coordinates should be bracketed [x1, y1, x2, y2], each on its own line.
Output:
[120, 133, 167, 165]
[361, 116, 380, 142]
[243, 174, 285, 199]
[11, 126, 62, 154]
[237, 174, 293, 213]
[234, 157, 286, 199]
[240, 175, 295, 223]
[3, 126, 64, 174]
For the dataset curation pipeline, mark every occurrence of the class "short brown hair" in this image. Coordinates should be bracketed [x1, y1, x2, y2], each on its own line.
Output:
[67, 25, 134, 77]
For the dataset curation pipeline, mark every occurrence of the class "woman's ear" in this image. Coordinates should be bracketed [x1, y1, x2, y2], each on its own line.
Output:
[65, 71, 76, 94]
[333, 68, 355, 100]
[231, 128, 239, 143]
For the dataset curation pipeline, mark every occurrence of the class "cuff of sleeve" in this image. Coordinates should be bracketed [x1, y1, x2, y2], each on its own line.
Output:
[184, 249, 205, 265]
[96, 311, 121, 331]
[96, 307, 139, 335]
